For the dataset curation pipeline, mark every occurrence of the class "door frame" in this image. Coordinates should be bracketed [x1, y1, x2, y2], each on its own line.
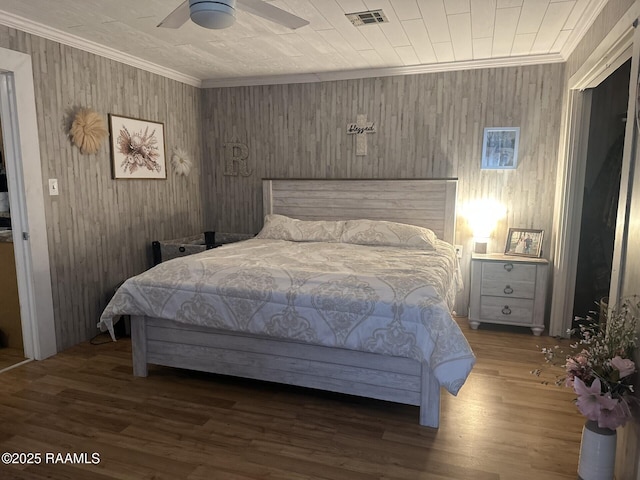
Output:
[550, 88, 592, 337]
[609, 21, 640, 307]
[0, 47, 56, 360]
[549, 6, 638, 337]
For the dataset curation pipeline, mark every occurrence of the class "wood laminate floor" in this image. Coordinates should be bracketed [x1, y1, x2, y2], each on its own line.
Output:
[0, 318, 583, 480]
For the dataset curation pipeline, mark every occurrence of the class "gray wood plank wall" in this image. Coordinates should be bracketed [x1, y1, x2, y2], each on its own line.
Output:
[0, 25, 567, 345]
[0, 26, 204, 350]
[201, 63, 566, 315]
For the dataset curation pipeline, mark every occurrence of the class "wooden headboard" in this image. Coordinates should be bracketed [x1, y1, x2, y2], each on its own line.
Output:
[262, 179, 458, 244]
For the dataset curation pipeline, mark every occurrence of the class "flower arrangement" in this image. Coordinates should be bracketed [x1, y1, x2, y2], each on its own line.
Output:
[538, 297, 639, 430]
[116, 125, 162, 174]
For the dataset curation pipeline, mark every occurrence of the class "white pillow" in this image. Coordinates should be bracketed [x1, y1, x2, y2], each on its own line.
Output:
[340, 219, 437, 250]
[256, 214, 345, 242]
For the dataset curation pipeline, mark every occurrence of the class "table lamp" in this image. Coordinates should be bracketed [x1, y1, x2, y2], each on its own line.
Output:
[463, 199, 507, 254]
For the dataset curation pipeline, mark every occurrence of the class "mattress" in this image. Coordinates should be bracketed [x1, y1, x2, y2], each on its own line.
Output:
[98, 238, 475, 395]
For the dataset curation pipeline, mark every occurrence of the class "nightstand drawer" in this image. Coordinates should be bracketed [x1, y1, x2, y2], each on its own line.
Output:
[479, 296, 534, 325]
[481, 261, 536, 283]
[480, 279, 535, 299]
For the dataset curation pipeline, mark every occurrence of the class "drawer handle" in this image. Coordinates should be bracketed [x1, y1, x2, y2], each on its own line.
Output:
[179, 246, 186, 253]
[504, 285, 514, 294]
[504, 263, 514, 272]
[502, 305, 512, 315]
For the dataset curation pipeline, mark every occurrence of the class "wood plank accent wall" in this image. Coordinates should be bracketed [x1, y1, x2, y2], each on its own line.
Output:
[0, 26, 204, 350]
[202, 63, 566, 315]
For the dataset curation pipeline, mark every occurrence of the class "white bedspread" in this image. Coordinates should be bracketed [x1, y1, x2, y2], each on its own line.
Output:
[98, 238, 475, 395]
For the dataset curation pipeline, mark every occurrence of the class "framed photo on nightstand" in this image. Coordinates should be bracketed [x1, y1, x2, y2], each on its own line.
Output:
[504, 228, 544, 257]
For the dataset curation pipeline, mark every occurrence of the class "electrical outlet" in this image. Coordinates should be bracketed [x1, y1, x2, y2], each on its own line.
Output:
[454, 244, 463, 258]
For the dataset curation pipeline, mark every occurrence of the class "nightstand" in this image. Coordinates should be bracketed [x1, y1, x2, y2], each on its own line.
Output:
[151, 231, 254, 265]
[468, 253, 549, 335]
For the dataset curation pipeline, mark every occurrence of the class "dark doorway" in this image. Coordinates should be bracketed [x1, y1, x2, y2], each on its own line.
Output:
[573, 59, 631, 322]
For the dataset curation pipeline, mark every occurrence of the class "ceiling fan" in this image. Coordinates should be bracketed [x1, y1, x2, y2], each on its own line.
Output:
[158, 0, 310, 30]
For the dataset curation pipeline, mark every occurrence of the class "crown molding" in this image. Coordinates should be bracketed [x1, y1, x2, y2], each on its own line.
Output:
[559, 0, 610, 60]
[569, 4, 636, 90]
[0, 10, 202, 88]
[200, 53, 566, 89]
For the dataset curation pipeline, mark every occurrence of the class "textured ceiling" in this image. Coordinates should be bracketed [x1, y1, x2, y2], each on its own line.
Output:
[0, 0, 606, 87]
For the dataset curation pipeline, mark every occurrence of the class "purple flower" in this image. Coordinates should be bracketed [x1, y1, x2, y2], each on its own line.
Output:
[565, 352, 593, 387]
[575, 352, 589, 366]
[611, 356, 635, 378]
[597, 400, 629, 430]
[573, 377, 618, 421]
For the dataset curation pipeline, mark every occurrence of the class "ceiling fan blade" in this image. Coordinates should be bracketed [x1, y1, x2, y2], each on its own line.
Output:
[236, 0, 309, 30]
[157, 0, 191, 28]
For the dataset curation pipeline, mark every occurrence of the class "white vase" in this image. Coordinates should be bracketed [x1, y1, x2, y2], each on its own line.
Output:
[578, 420, 617, 480]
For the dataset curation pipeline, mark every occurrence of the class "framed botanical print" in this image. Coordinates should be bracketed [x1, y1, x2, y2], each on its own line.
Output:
[108, 114, 166, 179]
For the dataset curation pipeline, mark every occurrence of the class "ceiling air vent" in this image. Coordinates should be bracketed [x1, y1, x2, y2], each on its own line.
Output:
[346, 9, 389, 27]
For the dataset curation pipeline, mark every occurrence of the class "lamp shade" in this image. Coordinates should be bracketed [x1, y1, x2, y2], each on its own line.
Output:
[462, 199, 507, 252]
[190, 0, 236, 29]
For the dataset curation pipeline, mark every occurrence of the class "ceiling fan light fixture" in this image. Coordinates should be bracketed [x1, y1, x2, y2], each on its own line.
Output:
[189, 0, 236, 29]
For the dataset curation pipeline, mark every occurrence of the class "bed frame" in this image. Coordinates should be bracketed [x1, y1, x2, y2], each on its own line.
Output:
[131, 179, 458, 427]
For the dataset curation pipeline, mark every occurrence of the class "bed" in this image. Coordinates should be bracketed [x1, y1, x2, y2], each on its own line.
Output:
[98, 179, 475, 428]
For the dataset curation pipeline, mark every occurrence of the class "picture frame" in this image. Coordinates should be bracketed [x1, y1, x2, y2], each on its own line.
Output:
[108, 114, 166, 179]
[504, 228, 544, 257]
[481, 127, 520, 169]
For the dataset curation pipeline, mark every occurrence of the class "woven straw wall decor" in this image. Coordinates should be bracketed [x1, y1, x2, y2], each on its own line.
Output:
[69, 108, 108, 155]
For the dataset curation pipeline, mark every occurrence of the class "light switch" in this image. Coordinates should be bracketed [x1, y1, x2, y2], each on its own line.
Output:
[48, 178, 59, 196]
